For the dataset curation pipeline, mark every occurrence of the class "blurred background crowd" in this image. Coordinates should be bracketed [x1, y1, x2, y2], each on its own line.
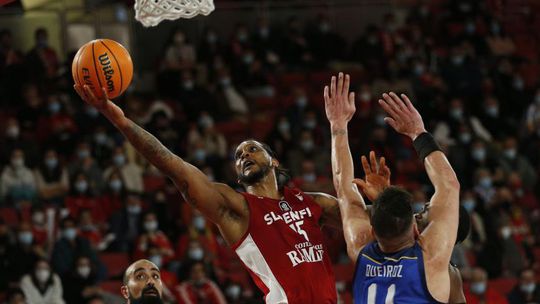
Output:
[1, 0, 540, 303]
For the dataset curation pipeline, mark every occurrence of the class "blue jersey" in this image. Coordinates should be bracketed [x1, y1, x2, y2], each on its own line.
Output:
[353, 241, 443, 304]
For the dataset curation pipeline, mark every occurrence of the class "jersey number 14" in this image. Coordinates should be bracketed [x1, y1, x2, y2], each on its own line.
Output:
[367, 283, 395, 304]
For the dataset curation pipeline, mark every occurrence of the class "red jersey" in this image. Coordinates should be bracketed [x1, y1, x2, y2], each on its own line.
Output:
[232, 187, 337, 304]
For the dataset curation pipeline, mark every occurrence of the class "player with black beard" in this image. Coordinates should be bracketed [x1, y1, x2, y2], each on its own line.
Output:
[121, 259, 164, 304]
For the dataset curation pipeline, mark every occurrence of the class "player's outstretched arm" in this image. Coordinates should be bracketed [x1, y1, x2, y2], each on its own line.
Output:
[74, 85, 244, 230]
[379, 92, 460, 267]
[324, 73, 372, 263]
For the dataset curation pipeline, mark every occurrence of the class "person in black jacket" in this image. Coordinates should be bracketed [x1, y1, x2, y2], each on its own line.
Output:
[62, 255, 102, 303]
[507, 269, 540, 304]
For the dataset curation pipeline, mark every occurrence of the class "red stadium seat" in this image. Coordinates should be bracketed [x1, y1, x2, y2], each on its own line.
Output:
[100, 252, 130, 279]
[0, 207, 19, 227]
[99, 280, 122, 294]
[488, 278, 517, 295]
[333, 263, 355, 284]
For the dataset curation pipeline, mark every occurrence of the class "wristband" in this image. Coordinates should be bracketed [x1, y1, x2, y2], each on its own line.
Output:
[413, 132, 442, 161]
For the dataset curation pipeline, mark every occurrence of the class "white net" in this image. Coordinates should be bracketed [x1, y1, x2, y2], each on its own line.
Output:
[134, 0, 215, 27]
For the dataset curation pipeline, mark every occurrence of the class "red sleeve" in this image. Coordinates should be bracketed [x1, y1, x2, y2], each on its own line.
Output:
[133, 236, 146, 260]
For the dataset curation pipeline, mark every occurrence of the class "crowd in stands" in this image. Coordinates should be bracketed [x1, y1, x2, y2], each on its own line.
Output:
[1, 0, 540, 303]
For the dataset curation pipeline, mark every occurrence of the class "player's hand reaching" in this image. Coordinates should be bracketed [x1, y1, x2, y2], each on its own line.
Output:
[324, 72, 356, 126]
[353, 151, 390, 202]
[379, 92, 426, 140]
[74, 84, 125, 125]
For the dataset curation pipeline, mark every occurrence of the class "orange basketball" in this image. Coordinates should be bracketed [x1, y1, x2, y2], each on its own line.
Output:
[72, 39, 133, 99]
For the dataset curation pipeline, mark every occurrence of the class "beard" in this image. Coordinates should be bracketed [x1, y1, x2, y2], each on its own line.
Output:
[238, 162, 271, 185]
[129, 286, 163, 304]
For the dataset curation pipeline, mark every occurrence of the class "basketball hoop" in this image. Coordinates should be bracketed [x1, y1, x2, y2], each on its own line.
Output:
[134, 0, 215, 27]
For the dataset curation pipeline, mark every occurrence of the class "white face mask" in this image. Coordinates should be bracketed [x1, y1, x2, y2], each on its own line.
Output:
[149, 255, 162, 268]
[77, 266, 91, 278]
[188, 247, 204, 261]
[36, 269, 50, 283]
[193, 216, 206, 231]
[32, 212, 45, 225]
[144, 221, 158, 232]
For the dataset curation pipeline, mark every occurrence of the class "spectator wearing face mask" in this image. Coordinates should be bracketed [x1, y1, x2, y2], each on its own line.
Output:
[163, 28, 196, 71]
[20, 258, 65, 304]
[291, 159, 333, 193]
[7, 222, 45, 283]
[0, 148, 37, 206]
[90, 126, 114, 164]
[30, 206, 48, 248]
[78, 209, 104, 250]
[35, 94, 78, 149]
[51, 217, 103, 280]
[459, 191, 487, 257]
[108, 193, 144, 252]
[62, 256, 101, 303]
[146, 245, 178, 293]
[176, 212, 219, 268]
[498, 136, 537, 190]
[65, 172, 98, 219]
[473, 168, 496, 205]
[34, 148, 69, 205]
[465, 267, 508, 304]
[0, 117, 37, 167]
[103, 146, 144, 194]
[287, 130, 329, 177]
[175, 262, 226, 304]
[508, 269, 540, 303]
[134, 212, 174, 264]
[68, 142, 105, 195]
[99, 170, 127, 220]
[26, 27, 59, 81]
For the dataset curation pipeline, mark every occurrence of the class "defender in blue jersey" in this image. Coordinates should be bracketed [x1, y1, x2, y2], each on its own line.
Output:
[323, 73, 460, 303]
[355, 152, 469, 304]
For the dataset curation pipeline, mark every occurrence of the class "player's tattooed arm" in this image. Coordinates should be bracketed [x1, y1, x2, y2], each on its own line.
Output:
[74, 84, 246, 228]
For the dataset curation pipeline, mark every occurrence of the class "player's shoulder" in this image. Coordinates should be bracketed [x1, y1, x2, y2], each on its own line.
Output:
[212, 182, 247, 206]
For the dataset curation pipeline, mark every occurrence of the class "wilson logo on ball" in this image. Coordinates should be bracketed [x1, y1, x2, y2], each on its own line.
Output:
[98, 53, 115, 93]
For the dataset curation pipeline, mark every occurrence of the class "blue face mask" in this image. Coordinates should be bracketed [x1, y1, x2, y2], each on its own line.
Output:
[45, 158, 58, 169]
[18, 232, 33, 245]
[48, 102, 61, 114]
[479, 177, 492, 188]
[78, 149, 90, 160]
[149, 255, 162, 268]
[471, 282, 487, 295]
[75, 180, 88, 193]
[521, 283, 536, 294]
[63, 228, 77, 240]
[463, 199, 476, 212]
[194, 149, 206, 162]
[113, 154, 126, 166]
[471, 149, 486, 161]
[109, 179, 123, 192]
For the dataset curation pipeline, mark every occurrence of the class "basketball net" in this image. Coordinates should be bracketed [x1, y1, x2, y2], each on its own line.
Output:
[134, 0, 215, 27]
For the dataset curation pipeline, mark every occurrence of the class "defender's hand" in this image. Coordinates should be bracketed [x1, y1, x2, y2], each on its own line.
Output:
[379, 92, 426, 140]
[353, 151, 390, 202]
[324, 72, 356, 126]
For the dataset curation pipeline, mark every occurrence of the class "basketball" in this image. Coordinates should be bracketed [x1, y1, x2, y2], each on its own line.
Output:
[71, 39, 133, 99]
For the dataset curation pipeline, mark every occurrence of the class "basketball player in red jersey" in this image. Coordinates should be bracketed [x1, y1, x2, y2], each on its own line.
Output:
[74, 84, 340, 303]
